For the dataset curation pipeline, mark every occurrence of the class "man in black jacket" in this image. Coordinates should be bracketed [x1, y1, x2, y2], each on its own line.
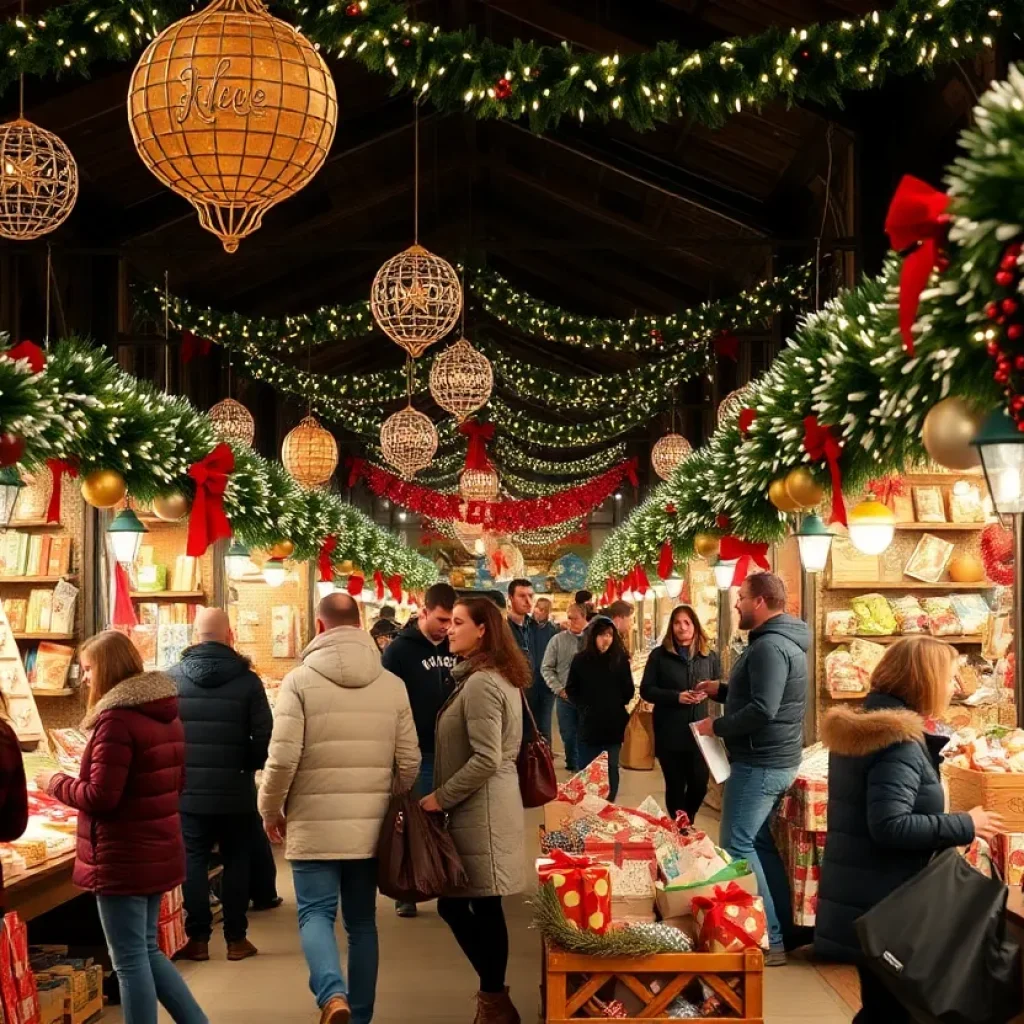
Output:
[695, 572, 809, 967]
[169, 608, 273, 963]
[381, 582, 457, 918]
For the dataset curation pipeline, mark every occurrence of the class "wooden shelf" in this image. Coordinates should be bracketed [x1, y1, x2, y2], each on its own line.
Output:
[8, 520, 63, 530]
[30, 688, 76, 698]
[893, 522, 988, 531]
[0, 576, 75, 584]
[825, 634, 984, 645]
[13, 633, 75, 641]
[136, 515, 185, 527]
[130, 590, 205, 600]
[828, 690, 868, 700]
[827, 581, 993, 590]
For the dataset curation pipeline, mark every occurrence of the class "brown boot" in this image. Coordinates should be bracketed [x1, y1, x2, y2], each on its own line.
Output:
[476, 988, 520, 1024]
[174, 940, 209, 962]
[226, 939, 258, 961]
[319, 996, 351, 1024]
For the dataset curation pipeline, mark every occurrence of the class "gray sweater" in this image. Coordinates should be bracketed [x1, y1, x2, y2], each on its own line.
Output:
[541, 629, 585, 695]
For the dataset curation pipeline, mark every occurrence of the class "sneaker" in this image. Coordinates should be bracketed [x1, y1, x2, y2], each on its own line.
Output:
[174, 940, 209, 962]
[250, 897, 283, 912]
[395, 901, 417, 918]
[765, 948, 787, 967]
[226, 939, 258, 961]
[319, 996, 351, 1024]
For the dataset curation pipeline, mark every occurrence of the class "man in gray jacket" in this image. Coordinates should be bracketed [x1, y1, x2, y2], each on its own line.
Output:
[540, 603, 587, 771]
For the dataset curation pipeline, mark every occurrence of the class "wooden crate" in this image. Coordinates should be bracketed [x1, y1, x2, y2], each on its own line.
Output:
[544, 944, 763, 1023]
[944, 763, 1024, 831]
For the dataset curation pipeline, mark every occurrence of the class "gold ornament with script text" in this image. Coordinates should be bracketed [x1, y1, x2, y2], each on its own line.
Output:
[127, 0, 337, 253]
[429, 337, 493, 422]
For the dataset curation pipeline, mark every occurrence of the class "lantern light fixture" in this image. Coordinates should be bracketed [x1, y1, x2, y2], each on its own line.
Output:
[107, 508, 149, 565]
[795, 513, 834, 573]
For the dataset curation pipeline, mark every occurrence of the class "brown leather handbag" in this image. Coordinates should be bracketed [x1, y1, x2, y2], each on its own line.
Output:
[517, 691, 558, 808]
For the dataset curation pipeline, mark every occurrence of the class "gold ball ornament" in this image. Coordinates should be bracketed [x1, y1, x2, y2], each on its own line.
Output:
[127, 0, 338, 253]
[948, 554, 985, 583]
[81, 469, 127, 509]
[208, 398, 255, 447]
[0, 118, 79, 240]
[428, 337, 493, 421]
[784, 467, 824, 509]
[693, 532, 721, 560]
[380, 404, 438, 479]
[281, 415, 338, 489]
[921, 397, 984, 471]
[768, 478, 802, 514]
[459, 468, 499, 503]
[152, 493, 190, 522]
[370, 245, 462, 358]
[269, 540, 295, 559]
[338, 559, 355, 576]
[651, 433, 692, 481]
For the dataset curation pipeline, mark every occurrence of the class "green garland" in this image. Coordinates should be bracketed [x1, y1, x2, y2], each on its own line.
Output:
[0, 337, 436, 588]
[0, 0, 1014, 135]
[495, 440, 627, 478]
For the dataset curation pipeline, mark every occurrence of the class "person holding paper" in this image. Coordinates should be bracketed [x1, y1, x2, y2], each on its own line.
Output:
[694, 572, 809, 967]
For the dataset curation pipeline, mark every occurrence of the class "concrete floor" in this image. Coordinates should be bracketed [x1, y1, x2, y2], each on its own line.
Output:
[111, 766, 854, 1024]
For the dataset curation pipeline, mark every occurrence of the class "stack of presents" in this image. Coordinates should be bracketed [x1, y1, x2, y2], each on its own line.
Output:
[537, 755, 768, 955]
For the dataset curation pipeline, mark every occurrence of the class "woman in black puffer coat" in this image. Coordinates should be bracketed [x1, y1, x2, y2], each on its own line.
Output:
[640, 605, 719, 823]
[816, 636, 1001, 1023]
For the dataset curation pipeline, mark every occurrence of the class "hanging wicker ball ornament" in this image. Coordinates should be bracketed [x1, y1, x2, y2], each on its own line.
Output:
[370, 245, 462, 358]
[281, 415, 338, 488]
[459, 468, 499, 503]
[0, 118, 79, 240]
[651, 433, 692, 481]
[717, 384, 754, 426]
[380, 404, 438, 478]
[127, 0, 338, 253]
[428, 338, 493, 421]
[208, 398, 256, 447]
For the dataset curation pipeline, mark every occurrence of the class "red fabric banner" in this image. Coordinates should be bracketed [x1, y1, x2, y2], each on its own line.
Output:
[186, 443, 234, 557]
[802, 415, 847, 526]
[387, 574, 403, 603]
[181, 331, 212, 363]
[374, 570, 385, 601]
[45, 458, 78, 523]
[657, 541, 674, 580]
[112, 563, 139, 628]
[347, 573, 365, 596]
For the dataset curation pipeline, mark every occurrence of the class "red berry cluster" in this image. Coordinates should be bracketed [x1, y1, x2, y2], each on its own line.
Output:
[984, 241, 1024, 430]
[494, 78, 513, 100]
[345, 3, 361, 16]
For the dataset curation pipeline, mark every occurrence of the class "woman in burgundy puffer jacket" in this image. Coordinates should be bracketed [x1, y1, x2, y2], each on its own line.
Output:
[36, 631, 207, 1024]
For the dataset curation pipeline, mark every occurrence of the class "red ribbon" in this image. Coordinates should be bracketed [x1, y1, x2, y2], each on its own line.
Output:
[387, 574, 403, 603]
[181, 330, 212, 364]
[714, 330, 739, 361]
[884, 175, 950, 355]
[544, 849, 594, 870]
[492, 549, 508, 578]
[719, 535, 770, 588]
[374, 570, 385, 601]
[347, 573, 364, 596]
[803, 415, 847, 526]
[658, 541, 674, 580]
[318, 535, 338, 582]
[45, 458, 78, 523]
[4, 341, 45, 374]
[111, 563, 139, 628]
[634, 564, 652, 596]
[186, 443, 234, 557]
[458, 419, 495, 472]
[738, 408, 756, 436]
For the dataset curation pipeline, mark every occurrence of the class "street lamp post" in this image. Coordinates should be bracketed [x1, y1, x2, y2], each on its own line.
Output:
[795, 513, 834, 745]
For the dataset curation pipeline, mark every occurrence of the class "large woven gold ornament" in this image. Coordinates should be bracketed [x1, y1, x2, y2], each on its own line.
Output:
[718, 384, 754, 426]
[0, 118, 79, 240]
[459, 468, 499, 503]
[370, 245, 462, 357]
[380, 404, 438, 478]
[651, 433, 692, 481]
[127, 0, 337, 253]
[281, 415, 338, 488]
[429, 338, 493, 421]
[208, 398, 255, 446]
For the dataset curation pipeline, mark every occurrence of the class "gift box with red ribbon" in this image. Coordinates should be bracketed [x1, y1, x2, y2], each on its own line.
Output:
[537, 850, 612, 934]
[583, 836, 657, 897]
[691, 881, 769, 953]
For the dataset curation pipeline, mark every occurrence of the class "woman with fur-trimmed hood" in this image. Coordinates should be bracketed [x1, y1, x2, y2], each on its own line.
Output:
[815, 636, 1001, 1023]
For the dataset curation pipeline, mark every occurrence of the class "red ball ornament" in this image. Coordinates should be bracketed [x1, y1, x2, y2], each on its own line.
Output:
[494, 78, 513, 100]
[1002, 253, 1019, 271]
[1009, 324, 1024, 342]
[996, 370, 1010, 384]
[987, 302, 1001, 320]
[0, 433, 24, 467]
[1003, 298, 1019, 315]
[1017, 420, 1024, 432]
[345, 2, 361, 14]
[988, 340, 1003, 356]
[1015, 355, 1024, 372]
[651, 329, 664, 344]
[996, 270, 1015, 287]
[1012, 395, 1024, 413]
[664, 502, 677, 515]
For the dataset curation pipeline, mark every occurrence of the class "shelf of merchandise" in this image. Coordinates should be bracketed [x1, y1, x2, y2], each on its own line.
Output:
[130, 591, 206, 600]
[7, 520, 63, 530]
[13, 633, 75, 642]
[893, 522, 988, 531]
[827, 581, 993, 591]
[825, 634, 984, 645]
[829, 690, 870, 701]
[0, 576, 78, 585]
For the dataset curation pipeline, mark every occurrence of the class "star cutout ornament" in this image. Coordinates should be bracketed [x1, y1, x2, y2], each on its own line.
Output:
[1, 153, 39, 196]
[396, 278, 431, 316]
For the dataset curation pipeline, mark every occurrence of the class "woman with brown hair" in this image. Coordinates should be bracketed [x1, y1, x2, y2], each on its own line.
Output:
[816, 636, 1002, 1022]
[35, 631, 207, 1024]
[0, 690, 28, 910]
[640, 604, 720, 823]
[420, 597, 528, 1024]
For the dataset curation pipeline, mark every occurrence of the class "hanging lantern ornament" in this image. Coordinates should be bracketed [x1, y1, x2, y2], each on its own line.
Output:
[717, 385, 754, 426]
[208, 398, 256, 447]
[281, 415, 338, 489]
[651, 433, 692, 481]
[429, 337, 493, 421]
[127, 0, 338, 253]
[380, 404, 438, 479]
[459, 467, 499, 503]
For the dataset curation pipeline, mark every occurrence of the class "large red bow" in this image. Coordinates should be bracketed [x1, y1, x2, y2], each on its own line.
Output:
[373, 570, 385, 601]
[884, 175, 950, 355]
[714, 330, 739, 361]
[738, 408, 756, 436]
[45, 458, 78, 523]
[4, 341, 45, 374]
[602, 576, 616, 607]
[719, 535, 770, 588]
[186, 443, 234, 556]
[634, 564, 652, 597]
[181, 330, 212, 364]
[318, 534, 338, 582]
[544, 849, 594, 870]
[347, 573, 365, 597]
[803, 415, 846, 526]
[658, 541, 674, 580]
[458, 420, 495, 472]
[492, 549, 508, 578]
[387, 574, 403, 603]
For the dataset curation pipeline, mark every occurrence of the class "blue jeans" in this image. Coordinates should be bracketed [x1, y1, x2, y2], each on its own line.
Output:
[292, 858, 378, 1023]
[527, 681, 555, 746]
[555, 697, 580, 771]
[719, 762, 798, 950]
[577, 741, 622, 802]
[96, 893, 208, 1024]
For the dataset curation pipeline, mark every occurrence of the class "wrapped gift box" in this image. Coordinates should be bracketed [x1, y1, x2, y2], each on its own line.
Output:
[964, 837, 996, 879]
[655, 860, 758, 920]
[692, 882, 768, 953]
[536, 852, 612, 934]
[610, 894, 657, 928]
[0, 913, 40, 1024]
[157, 910, 187, 958]
[991, 832, 1024, 885]
[779, 775, 828, 833]
[160, 884, 184, 920]
[773, 817, 825, 927]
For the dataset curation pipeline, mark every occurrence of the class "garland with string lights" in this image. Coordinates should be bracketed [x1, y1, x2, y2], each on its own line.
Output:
[495, 440, 628, 478]
[0, 0, 1013, 135]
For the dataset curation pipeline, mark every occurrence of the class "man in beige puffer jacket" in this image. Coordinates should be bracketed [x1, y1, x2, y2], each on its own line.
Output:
[259, 593, 420, 1024]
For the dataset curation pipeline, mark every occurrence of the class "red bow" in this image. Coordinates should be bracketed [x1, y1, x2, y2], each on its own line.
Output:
[803, 415, 846, 526]
[884, 175, 950, 355]
[458, 420, 495, 472]
[347, 573, 365, 596]
[111, 563, 139, 628]
[625, 460, 639, 488]
[719, 535, 770, 588]
[374, 570, 385, 601]
[714, 330, 739, 361]
[544, 849, 594, 870]
[186, 443, 234, 557]
[387, 574, 403, 603]
[692, 881, 758, 920]
[738, 408, 756, 436]
[658, 541, 674, 580]
[318, 535, 338, 582]
[4, 341, 45, 374]
[634, 564, 652, 596]
[601, 576, 615, 607]
[181, 330, 212, 364]
[492, 549, 508, 577]
[45, 458, 78, 523]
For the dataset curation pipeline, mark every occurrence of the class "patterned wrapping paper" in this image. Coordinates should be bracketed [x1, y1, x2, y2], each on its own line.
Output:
[157, 911, 187, 958]
[778, 776, 829, 833]
[537, 852, 612, 934]
[0, 913, 40, 1024]
[773, 817, 825, 927]
[691, 881, 769, 953]
[991, 832, 1024, 884]
[558, 753, 611, 803]
[964, 837, 996, 879]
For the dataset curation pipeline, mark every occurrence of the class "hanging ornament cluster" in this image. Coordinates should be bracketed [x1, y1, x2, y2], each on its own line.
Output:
[921, 396, 984, 469]
[208, 397, 256, 447]
[651, 433, 691, 481]
[0, 118, 79, 241]
[127, 0, 338, 253]
[769, 467, 825, 514]
[428, 337, 493, 421]
[459, 467, 499, 503]
[281, 415, 338, 488]
[380, 404, 438, 479]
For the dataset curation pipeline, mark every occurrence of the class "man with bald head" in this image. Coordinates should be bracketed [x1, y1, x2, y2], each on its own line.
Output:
[169, 606, 273, 963]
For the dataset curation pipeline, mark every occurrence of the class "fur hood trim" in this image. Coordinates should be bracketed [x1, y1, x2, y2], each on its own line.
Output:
[821, 706, 925, 757]
[83, 671, 178, 730]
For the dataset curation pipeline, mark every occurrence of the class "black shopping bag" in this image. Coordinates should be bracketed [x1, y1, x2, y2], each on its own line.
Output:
[855, 848, 1022, 1024]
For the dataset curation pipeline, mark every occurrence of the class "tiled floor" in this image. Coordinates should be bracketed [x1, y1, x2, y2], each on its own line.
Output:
[109, 766, 854, 1023]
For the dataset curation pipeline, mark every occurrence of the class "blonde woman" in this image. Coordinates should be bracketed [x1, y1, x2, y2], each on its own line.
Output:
[816, 636, 1003, 1023]
[35, 631, 206, 1024]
